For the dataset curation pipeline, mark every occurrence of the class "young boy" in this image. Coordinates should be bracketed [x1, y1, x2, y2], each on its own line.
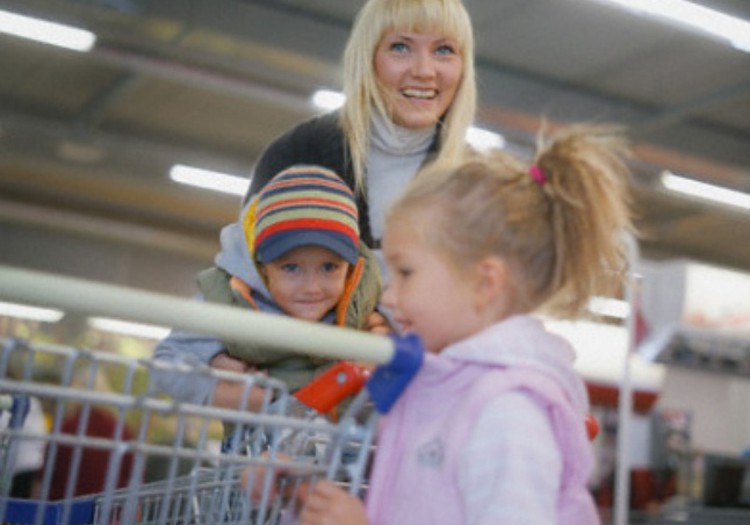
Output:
[153, 165, 382, 407]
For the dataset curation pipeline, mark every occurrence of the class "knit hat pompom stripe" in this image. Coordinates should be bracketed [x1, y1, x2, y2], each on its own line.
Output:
[252, 165, 361, 264]
[261, 175, 355, 196]
[258, 195, 357, 222]
[256, 208, 358, 237]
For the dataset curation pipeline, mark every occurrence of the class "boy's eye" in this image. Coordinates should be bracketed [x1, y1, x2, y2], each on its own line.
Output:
[280, 263, 300, 273]
[321, 262, 340, 272]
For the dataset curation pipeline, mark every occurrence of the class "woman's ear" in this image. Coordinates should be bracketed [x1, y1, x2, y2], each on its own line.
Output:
[473, 256, 510, 311]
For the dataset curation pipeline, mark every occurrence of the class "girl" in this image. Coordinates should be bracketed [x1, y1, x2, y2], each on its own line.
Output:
[299, 125, 634, 525]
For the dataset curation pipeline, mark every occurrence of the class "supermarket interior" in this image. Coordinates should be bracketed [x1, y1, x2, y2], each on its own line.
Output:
[1, 1, 749, 524]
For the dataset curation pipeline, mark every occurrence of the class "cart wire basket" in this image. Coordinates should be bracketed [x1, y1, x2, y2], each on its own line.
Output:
[0, 337, 402, 525]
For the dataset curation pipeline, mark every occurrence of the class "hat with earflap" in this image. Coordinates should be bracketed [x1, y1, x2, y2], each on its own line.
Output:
[249, 165, 360, 265]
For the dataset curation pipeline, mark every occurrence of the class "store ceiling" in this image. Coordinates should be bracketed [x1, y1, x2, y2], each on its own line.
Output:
[1, 0, 749, 294]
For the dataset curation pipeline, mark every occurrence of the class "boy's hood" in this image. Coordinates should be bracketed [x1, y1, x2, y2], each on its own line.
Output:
[213, 201, 273, 302]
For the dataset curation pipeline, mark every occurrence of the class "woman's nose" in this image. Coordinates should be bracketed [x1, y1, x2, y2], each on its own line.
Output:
[412, 50, 436, 78]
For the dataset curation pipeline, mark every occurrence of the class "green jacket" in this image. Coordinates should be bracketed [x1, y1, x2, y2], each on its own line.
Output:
[196, 243, 381, 392]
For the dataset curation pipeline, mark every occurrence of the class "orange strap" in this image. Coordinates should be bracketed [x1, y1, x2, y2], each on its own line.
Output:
[335, 255, 365, 327]
[229, 276, 259, 310]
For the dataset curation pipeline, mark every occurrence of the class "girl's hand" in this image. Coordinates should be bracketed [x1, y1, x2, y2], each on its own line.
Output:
[298, 480, 369, 525]
[240, 453, 295, 505]
[363, 311, 393, 335]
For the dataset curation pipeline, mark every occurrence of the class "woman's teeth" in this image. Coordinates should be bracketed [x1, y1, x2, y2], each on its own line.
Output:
[402, 88, 436, 99]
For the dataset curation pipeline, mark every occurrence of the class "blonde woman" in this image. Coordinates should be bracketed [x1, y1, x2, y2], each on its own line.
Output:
[246, 0, 477, 250]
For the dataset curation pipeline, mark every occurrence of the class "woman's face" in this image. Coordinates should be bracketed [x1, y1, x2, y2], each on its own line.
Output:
[374, 30, 463, 130]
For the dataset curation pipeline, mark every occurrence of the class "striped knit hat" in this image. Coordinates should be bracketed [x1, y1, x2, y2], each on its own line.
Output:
[252, 165, 360, 265]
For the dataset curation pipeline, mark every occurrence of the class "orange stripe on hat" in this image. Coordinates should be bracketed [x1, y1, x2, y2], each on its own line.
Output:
[253, 165, 360, 264]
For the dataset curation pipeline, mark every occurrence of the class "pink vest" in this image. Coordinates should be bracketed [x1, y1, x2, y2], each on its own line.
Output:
[365, 358, 598, 525]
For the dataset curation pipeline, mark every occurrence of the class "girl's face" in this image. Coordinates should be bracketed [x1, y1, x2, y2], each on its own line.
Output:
[261, 245, 350, 322]
[374, 30, 463, 130]
[382, 210, 483, 354]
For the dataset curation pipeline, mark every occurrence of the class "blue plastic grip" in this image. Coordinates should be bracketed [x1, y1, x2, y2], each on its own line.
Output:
[1, 498, 95, 525]
[10, 395, 30, 429]
[366, 333, 425, 414]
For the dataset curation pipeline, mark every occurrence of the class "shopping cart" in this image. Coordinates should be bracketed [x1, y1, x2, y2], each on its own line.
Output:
[0, 332, 423, 525]
[0, 266, 424, 525]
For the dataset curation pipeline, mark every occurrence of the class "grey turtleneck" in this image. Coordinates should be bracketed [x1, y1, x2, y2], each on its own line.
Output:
[365, 112, 436, 242]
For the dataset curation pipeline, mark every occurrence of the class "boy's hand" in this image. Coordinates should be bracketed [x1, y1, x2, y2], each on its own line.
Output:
[211, 351, 251, 373]
[363, 311, 393, 335]
[209, 351, 266, 411]
[298, 480, 369, 525]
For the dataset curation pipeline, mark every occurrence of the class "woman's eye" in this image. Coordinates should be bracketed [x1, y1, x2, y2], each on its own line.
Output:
[390, 41, 409, 53]
[435, 43, 456, 56]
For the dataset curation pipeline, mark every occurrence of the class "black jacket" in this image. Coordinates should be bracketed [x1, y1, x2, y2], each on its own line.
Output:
[246, 111, 440, 248]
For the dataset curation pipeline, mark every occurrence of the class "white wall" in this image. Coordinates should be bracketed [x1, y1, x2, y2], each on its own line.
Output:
[656, 367, 750, 455]
[547, 319, 750, 458]
[638, 259, 750, 456]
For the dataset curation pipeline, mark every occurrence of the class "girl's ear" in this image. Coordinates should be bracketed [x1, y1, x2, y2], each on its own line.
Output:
[473, 256, 510, 311]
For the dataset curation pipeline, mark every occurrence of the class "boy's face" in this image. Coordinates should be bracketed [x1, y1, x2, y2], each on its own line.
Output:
[261, 245, 350, 322]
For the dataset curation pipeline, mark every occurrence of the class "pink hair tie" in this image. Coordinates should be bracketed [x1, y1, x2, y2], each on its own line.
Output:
[529, 165, 547, 186]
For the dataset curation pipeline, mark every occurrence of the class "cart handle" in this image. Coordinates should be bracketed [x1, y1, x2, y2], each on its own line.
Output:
[367, 333, 425, 414]
[294, 334, 426, 415]
[0, 265, 393, 364]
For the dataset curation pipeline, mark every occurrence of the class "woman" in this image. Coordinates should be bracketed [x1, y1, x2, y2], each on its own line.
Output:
[246, 0, 477, 249]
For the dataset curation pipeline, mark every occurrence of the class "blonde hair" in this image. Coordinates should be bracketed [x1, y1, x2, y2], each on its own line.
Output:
[341, 0, 477, 194]
[387, 125, 635, 318]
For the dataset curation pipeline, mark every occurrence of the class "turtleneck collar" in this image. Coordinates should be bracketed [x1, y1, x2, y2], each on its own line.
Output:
[370, 109, 436, 155]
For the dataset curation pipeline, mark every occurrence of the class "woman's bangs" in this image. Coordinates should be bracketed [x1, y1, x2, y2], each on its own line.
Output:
[384, 1, 469, 51]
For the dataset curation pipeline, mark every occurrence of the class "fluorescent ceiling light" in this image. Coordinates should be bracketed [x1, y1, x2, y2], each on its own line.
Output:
[88, 317, 171, 340]
[0, 8, 96, 52]
[170, 164, 249, 196]
[0, 300, 65, 323]
[661, 171, 750, 211]
[466, 126, 505, 151]
[594, 0, 750, 53]
[588, 296, 630, 319]
[312, 89, 346, 111]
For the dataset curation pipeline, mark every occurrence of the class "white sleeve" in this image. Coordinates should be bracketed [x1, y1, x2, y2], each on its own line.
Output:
[458, 391, 562, 525]
[152, 329, 225, 404]
[10, 397, 47, 474]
